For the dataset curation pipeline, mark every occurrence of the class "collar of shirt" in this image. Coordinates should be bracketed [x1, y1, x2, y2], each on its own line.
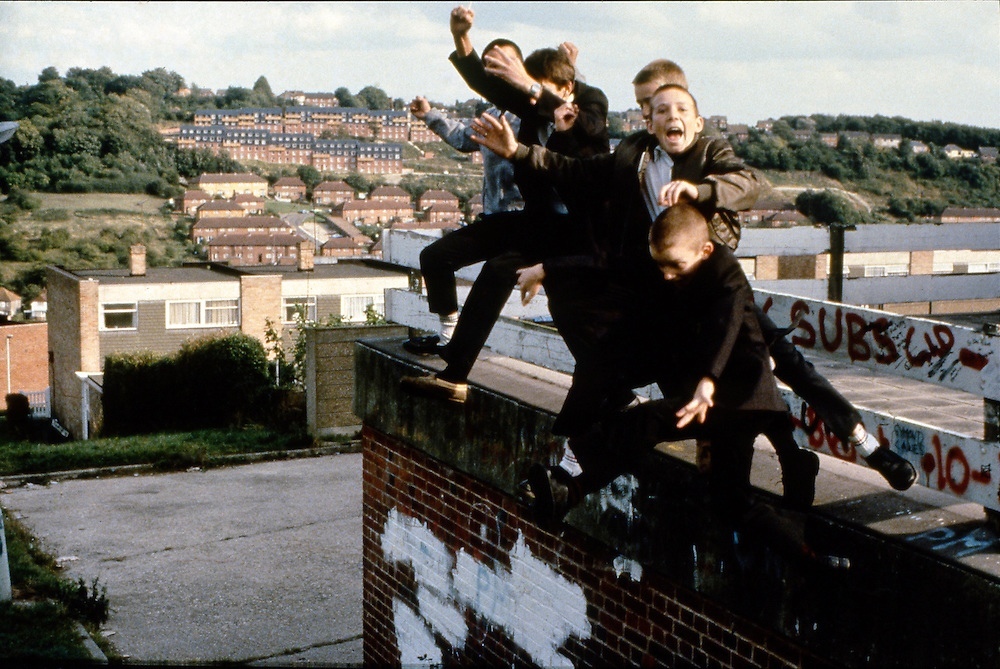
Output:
[642, 144, 674, 220]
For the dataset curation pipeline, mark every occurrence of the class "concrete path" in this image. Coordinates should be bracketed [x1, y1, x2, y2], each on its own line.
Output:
[1, 454, 364, 666]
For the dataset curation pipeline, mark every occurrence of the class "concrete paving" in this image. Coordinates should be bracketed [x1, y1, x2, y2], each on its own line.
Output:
[2, 454, 364, 667]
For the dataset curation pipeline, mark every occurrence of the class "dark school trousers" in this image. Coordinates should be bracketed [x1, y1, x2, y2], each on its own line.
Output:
[418, 209, 595, 383]
[569, 402, 809, 559]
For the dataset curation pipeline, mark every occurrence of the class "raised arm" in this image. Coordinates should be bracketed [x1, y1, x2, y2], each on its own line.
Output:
[450, 6, 474, 58]
[471, 112, 617, 192]
[410, 96, 479, 153]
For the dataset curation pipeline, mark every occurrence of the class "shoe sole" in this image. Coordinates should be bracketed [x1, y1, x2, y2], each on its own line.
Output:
[400, 377, 468, 404]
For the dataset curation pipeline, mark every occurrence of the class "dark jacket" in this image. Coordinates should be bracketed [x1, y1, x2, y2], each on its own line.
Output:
[512, 131, 764, 280]
[651, 244, 785, 413]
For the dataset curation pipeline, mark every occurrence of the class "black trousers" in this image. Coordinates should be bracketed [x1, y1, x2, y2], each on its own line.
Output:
[569, 403, 808, 559]
[418, 209, 597, 383]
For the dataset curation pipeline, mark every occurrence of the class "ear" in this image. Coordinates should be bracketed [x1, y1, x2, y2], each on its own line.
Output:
[694, 115, 705, 134]
[700, 241, 714, 259]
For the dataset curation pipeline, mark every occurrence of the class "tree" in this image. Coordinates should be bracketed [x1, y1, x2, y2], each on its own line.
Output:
[795, 189, 867, 227]
[38, 66, 60, 83]
[251, 76, 276, 107]
[334, 87, 358, 108]
[296, 165, 322, 190]
[356, 85, 390, 110]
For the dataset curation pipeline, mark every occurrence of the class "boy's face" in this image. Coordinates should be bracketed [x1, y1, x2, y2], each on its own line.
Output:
[649, 239, 713, 282]
[650, 88, 704, 154]
[633, 80, 662, 132]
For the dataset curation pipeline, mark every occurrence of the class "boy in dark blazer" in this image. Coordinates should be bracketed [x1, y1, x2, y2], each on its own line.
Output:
[527, 203, 847, 568]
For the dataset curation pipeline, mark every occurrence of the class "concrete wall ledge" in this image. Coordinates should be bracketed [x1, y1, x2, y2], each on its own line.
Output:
[356, 337, 1000, 667]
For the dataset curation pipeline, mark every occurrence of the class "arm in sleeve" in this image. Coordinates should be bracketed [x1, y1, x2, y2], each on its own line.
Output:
[694, 138, 766, 212]
[511, 142, 617, 194]
[698, 258, 752, 382]
[423, 110, 479, 153]
[449, 50, 538, 120]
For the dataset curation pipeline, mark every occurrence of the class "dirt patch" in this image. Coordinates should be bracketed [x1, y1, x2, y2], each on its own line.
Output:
[31, 192, 168, 214]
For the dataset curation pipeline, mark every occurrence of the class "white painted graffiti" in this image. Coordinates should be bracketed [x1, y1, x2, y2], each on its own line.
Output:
[381, 507, 591, 668]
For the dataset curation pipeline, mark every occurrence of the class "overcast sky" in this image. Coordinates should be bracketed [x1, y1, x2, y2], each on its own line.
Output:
[2, 1, 998, 128]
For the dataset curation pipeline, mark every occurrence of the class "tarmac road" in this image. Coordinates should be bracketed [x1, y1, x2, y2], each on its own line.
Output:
[1, 453, 364, 667]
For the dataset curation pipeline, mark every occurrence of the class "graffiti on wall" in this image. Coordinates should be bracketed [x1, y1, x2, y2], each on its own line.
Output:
[783, 392, 1000, 512]
[381, 507, 591, 668]
[758, 291, 999, 399]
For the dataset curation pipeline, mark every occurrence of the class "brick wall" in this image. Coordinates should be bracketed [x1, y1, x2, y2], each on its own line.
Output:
[0, 321, 49, 396]
[363, 426, 818, 668]
[46, 267, 101, 438]
[356, 339, 1000, 669]
[238, 274, 282, 343]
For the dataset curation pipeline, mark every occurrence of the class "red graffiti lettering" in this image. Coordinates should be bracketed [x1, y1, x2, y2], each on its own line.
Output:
[818, 307, 843, 352]
[790, 402, 855, 460]
[958, 347, 988, 371]
[870, 318, 900, 365]
[790, 300, 815, 349]
[845, 312, 871, 362]
[904, 325, 956, 367]
[761, 296, 774, 314]
[920, 435, 984, 495]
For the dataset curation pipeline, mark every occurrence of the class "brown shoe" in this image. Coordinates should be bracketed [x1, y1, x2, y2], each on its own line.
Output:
[400, 374, 468, 404]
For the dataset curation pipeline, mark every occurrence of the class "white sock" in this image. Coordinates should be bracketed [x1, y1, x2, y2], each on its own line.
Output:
[851, 424, 879, 458]
[439, 313, 458, 345]
[559, 441, 583, 477]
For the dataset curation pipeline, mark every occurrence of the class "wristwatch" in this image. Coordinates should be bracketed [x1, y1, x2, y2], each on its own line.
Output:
[528, 83, 542, 100]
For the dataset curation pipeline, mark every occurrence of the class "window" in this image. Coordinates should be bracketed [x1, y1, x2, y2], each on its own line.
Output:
[342, 294, 383, 322]
[167, 299, 238, 328]
[283, 296, 317, 323]
[101, 302, 137, 331]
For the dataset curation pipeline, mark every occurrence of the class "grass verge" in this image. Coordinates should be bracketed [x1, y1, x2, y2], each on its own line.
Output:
[1, 513, 110, 663]
[0, 423, 352, 479]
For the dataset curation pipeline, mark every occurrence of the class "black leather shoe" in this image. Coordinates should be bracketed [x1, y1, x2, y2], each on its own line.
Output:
[403, 335, 446, 357]
[781, 449, 820, 511]
[865, 447, 917, 491]
[526, 463, 574, 526]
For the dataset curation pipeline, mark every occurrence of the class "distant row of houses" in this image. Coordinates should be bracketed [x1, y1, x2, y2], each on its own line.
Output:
[701, 116, 997, 160]
[173, 174, 473, 268]
[739, 197, 1000, 229]
[165, 103, 448, 171]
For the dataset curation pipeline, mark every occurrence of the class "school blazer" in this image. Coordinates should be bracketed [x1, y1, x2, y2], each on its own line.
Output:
[652, 245, 786, 413]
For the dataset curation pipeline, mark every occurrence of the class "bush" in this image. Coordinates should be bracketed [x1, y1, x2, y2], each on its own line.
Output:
[102, 333, 272, 435]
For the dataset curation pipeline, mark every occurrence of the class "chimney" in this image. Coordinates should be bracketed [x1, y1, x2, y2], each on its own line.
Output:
[298, 241, 315, 272]
[129, 244, 147, 276]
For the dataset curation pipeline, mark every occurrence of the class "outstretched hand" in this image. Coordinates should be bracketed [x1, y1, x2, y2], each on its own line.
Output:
[675, 377, 715, 429]
[470, 112, 518, 158]
[515, 263, 545, 305]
